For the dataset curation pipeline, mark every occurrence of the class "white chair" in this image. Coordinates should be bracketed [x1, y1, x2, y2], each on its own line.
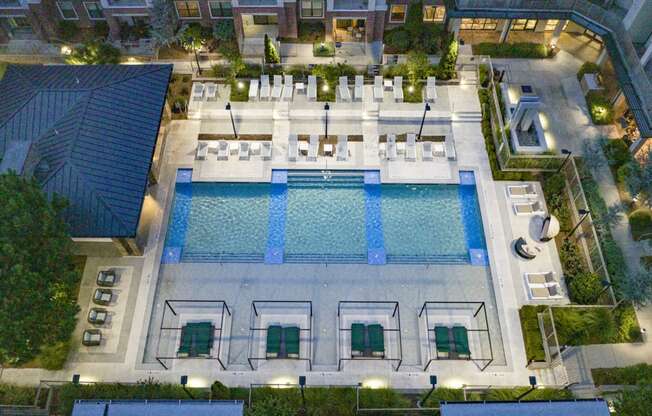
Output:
[507, 184, 537, 198]
[339, 76, 351, 102]
[387, 134, 397, 161]
[288, 134, 299, 161]
[526, 272, 557, 285]
[378, 142, 386, 158]
[250, 141, 261, 156]
[191, 83, 204, 101]
[196, 140, 209, 160]
[205, 82, 217, 101]
[307, 134, 319, 161]
[282, 75, 294, 101]
[238, 141, 250, 160]
[271, 75, 283, 100]
[406, 133, 416, 161]
[217, 141, 229, 160]
[529, 283, 563, 300]
[513, 201, 544, 215]
[421, 141, 433, 161]
[426, 77, 437, 102]
[337, 135, 348, 161]
[373, 76, 383, 102]
[260, 75, 270, 100]
[433, 142, 446, 157]
[445, 140, 457, 160]
[248, 79, 259, 101]
[261, 142, 272, 160]
[307, 75, 317, 101]
[393, 76, 403, 102]
[354, 75, 364, 101]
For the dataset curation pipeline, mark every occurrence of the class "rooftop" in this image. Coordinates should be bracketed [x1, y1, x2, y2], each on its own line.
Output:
[440, 399, 611, 416]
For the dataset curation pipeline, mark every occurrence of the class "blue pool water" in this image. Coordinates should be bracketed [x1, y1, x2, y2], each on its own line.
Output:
[163, 171, 487, 265]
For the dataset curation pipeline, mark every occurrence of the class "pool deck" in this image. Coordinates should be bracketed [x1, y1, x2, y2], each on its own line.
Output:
[0, 82, 567, 389]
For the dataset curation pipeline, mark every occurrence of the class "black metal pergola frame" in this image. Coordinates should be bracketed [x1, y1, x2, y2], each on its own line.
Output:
[419, 301, 494, 372]
[337, 301, 403, 371]
[155, 299, 231, 370]
[247, 300, 313, 371]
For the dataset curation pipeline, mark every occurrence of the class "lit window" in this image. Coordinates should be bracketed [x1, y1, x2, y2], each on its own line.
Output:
[301, 0, 323, 18]
[84, 2, 104, 20]
[209, 1, 232, 18]
[460, 18, 497, 30]
[544, 19, 559, 31]
[423, 5, 445, 22]
[253, 15, 277, 25]
[175, 1, 201, 18]
[389, 4, 406, 23]
[57, 1, 78, 20]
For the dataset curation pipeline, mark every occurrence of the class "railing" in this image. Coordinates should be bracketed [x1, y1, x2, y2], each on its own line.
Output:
[537, 306, 569, 385]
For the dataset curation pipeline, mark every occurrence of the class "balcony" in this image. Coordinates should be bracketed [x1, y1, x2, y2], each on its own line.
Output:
[102, 0, 148, 7]
[332, 0, 368, 11]
[237, 0, 279, 6]
[0, 0, 26, 8]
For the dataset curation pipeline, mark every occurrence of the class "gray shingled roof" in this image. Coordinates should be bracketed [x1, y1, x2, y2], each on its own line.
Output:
[0, 64, 172, 238]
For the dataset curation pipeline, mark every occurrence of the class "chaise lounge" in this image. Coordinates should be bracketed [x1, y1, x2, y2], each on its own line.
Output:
[178, 322, 214, 358]
[266, 325, 301, 359]
[351, 323, 385, 358]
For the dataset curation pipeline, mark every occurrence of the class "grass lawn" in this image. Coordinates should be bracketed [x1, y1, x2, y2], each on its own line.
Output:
[592, 363, 652, 386]
[230, 80, 249, 102]
[313, 41, 335, 57]
[317, 79, 335, 102]
[473, 42, 550, 59]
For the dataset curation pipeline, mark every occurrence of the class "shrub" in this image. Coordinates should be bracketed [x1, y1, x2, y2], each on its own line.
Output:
[211, 381, 229, 399]
[577, 61, 601, 80]
[614, 305, 641, 341]
[406, 51, 430, 86]
[519, 306, 546, 362]
[66, 40, 121, 64]
[628, 208, 652, 241]
[559, 238, 587, 277]
[383, 27, 410, 54]
[0, 384, 37, 405]
[92, 21, 109, 40]
[178, 23, 211, 51]
[264, 34, 280, 64]
[568, 272, 603, 304]
[586, 91, 614, 125]
[603, 139, 631, 168]
[238, 63, 262, 79]
[297, 21, 324, 42]
[473, 42, 549, 59]
[592, 363, 652, 386]
[479, 64, 490, 88]
[403, 84, 422, 103]
[58, 20, 79, 41]
[542, 173, 572, 231]
[435, 34, 458, 80]
[617, 161, 642, 195]
[614, 384, 652, 416]
[286, 65, 310, 78]
[313, 41, 335, 57]
[38, 340, 71, 370]
[213, 20, 235, 43]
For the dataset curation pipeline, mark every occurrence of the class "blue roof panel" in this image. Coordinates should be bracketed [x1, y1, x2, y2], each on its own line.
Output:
[73, 401, 244, 416]
[440, 400, 611, 416]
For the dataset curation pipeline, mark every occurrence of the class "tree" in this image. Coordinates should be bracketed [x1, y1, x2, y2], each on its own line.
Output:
[178, 23, 210, 51]
[264, 34, 280, 64]
[614, 384, 652, 416]
[619, 270, 652, 308]
[66, 40, 121, 64]
[149, 0, 178, 47]
[406, 51, 430, 87]
[581, 139, 606, 173]
[595, 202, 625, 234]
[0, 172, 80, 365]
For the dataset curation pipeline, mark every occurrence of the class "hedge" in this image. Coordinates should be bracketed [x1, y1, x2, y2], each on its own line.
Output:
[592, 363, 652, 386]
[473, 42, 549, 59]
[313, 41, 335, 57]
[628, 208, 652, 241]
[0, 384, 37, 406]
[586, 91, 614, 125]
[577, 62, 601, 81]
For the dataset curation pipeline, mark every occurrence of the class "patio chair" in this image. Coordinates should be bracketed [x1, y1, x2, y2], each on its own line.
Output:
[526, 271, 557, 285]
[308, 134, 319, 161]
[445, 140, 457, 161]
[271, 75, 283, 100]
[196, 140, 209, 160]
[204, 82, 217, 101]
[434, 326, 450, 358]
[282, 75, 294, 101]
[96, 270, 117, 287]
[387, 134, 398, 161]
[513, 200, 544, 215]
[529, 283, 563, 299]
[217, 141, 229, 160]
[288, 134, 299, 161]
[433, 142, 445, 157]
[87, 308, 107, 325]
[93, 288, 112, 305]
[261, 141, 272, 160]
[426, 77, 437, 102]
[266, 325, 282, 358]
[406, 133, 417, 161]
[351, 323, 365, 357]
[368, 324, 385, 358]
[308, 75, 317, 101]
[191, 82, 204, 101]
[453, 326, 470, 358]
[248, 79, 259, 101]
[373, 76, 383, 102]
[354, 75, 364, 101]
[393, 76, 403, 102]
[250, 141, 261, 156]
[421, 142, 433, 161]
[339, 76, 351, 102]
[260, 75, 270, 100]
[82, 329, 102, 347]
[239, 141, 250, 160]
[337, 135, 348, 161]
[285, 326, 300, 359]
[507, 183, 537, 198]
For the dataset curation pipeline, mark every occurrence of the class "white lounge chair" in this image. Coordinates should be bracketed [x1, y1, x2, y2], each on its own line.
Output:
[529, 283, 563, 300]
[196, 140, 209, 160]
[308, 134, 319, 161]
[337, 135, 348, 161]
[339, 76, 351, 102]
[373, 76, 383, 102]
[393, 76, 403, 102]
[526, 272, 557, 285]
[260, 75, 270, 100]
[387, 134, 397, 161]
[282, 75, 294, 101]
[250, 141, 261, 156]
[261, 142, 272, 160]
[513, 200, 544, 215]
[248, 79, 259, 101]
[354, 75, 364, 101]
[307, 75, 317, 101]
[205, 82, 217, 101]
[433, 142, 445, 157]
[406, 133, 416, 161]
[378, 142, 386, 158]
[421, 142, 433, 161]
[191, 83, 204, 101]
[445, 140, 457, 160]
[271, 75, 283, 100]
[507, 183, 537, 198]
[288, 134, 299, 161]
[217, 140, 229, 160]
[238, 141, 250, 160]
[426, 77, 437, 102]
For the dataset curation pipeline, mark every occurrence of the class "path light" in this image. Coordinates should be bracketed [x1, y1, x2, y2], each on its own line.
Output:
[417, 375, 437, 408]
[417, 103, 431, 141]
[61, 45, 72, 55]
[299, 376, 307, 412]
[556, 148, 572, 173]
[408, 85, 414, 93]
[322, 84, 329, 92]
[566, 209, 590, 239]
[180, 375, 194, 399]
[516, 376, 537, 401]
[72, 374, 80, 385]
[226, 102, 238, 139]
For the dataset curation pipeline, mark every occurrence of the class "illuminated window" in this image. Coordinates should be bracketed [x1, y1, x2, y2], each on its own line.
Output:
[301, 0, 323, 18]
[389, 4, 406, 23]
[175, 1, 201, 18]
[209, 1, 232, 18]
[423, 5, 445, 22]
[460, 18, 498, 30]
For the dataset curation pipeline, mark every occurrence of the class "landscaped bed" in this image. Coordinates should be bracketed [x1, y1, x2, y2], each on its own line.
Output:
[168, 74, 192, 119]
[313, 42, 335, 57]
[592, 363, 652, 386]
[472, 42, 550, 59]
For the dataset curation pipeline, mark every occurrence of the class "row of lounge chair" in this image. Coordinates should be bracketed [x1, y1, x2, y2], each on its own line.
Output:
[251, 75, 296, 101]
[191, 82, 218, 102]
[266, 325, 300, 359]
[352, 323, 385, 358]
[196, 140, 272, 161]
[379, 134, 455, 162]
[288, 134, 349, 162]
[525, 272, 563, 300]
[435, 326, 470, 359]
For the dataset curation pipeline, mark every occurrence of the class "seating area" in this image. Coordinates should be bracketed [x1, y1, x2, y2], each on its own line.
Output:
[351, 323, 385, 358]
[265, 325, 300, 359]
[525, 272, 564, 300]
[434, 325, 471, 359]
[177, 321, 215, 358]
[83, 268, 122, 348]
[287, 134, 350, 162]
[196, 140, 272, 162]
[379, 136, 455, 162]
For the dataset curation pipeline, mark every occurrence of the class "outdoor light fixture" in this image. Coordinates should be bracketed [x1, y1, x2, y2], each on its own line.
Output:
[408, 85, 414, 93]
[180, 375, 193, 399]
[516, 376, 537, 401]
[237, 81, 244, 90]
[72, 374, 80, 385]
[324, 103, 330, 140]
[226, 102, 238, 139]
[417, 375, 438, 408]
[417, 102, 431, 141]
[60, 45, 72, 55]
[299, 376, 307, 412]
[322, 84, 329, 92]
[556, 148, 572, 173]
[566, 208, 590, 239]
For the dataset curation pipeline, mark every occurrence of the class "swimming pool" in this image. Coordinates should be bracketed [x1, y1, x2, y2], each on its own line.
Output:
[163, 170, 487, 265]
